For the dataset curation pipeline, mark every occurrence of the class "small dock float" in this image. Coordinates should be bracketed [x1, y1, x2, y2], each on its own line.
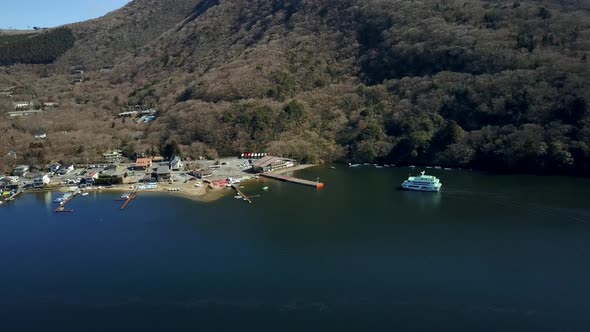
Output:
[55, 191, 78, 213]
[231, 184, 252, 203]
[260, 173, 324, 189]
[4, 190, 22, 203]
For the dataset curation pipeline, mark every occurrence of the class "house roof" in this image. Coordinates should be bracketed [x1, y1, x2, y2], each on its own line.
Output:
[251, 156, 294, 168]
[0, 176, 19, 184]
[103, 150, 121, 156]
[156, 166, 170, 174]
[135, 158, 152, 166]
[14, 165, 29, 170]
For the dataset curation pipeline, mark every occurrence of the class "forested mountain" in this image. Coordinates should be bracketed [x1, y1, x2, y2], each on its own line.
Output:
[60, 0, 201, 69]
[0, 28, 74, 65]
[1, 0, 590, 175]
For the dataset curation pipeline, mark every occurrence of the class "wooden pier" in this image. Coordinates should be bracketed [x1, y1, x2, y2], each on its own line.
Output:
[232, 184, 252, 203]
[120, 192, 137, 210]
[55, 191, 78, 213]
[260, 173, 324, 189]
[120, 185, 140, 210]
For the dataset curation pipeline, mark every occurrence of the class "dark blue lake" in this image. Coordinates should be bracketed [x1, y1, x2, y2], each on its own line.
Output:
[1, 166, 590, 331]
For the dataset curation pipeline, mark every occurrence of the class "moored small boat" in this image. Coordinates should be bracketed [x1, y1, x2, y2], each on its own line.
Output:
[54, 192, 72, 203]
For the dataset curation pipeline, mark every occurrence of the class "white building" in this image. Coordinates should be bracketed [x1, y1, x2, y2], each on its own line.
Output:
[8, 110, 44, 117]
[12, 165, 30, 176]
[48, 163, 61, 174]
[170, 156, 183, 171]
[57, 164, 74, 175]
[13, 101, 32, 109]
[33, 174, 51, 188]
[103, 150, 123, 163]
[43, 101, 59, 108]
[0, 176, 20, 190]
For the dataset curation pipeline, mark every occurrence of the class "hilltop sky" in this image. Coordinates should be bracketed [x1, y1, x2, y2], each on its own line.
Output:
[0, 0, 130, 30]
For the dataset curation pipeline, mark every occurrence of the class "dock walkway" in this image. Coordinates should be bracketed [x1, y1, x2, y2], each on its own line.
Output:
[231, 185, 252, 203]
[55, 191, 78, 213]
[120, 188, 138, 210]
[260, 173, 324, 189]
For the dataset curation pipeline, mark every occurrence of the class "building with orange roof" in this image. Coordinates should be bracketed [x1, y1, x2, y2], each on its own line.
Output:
[135, 158, 152, 170]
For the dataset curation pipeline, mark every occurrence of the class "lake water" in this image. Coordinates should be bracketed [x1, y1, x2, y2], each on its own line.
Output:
[1, 166, 590, 331]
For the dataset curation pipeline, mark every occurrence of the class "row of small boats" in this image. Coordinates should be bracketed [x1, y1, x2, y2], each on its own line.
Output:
[348, 163, 453, 171]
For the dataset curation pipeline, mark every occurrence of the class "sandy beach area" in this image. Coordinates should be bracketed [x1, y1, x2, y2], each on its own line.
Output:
[81, 182, 230, 203]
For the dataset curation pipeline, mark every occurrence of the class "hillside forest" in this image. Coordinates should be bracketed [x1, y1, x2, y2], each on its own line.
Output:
[0, 0, 589, 176]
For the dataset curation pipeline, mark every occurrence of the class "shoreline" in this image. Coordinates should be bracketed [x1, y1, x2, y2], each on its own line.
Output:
[47, 164, 318, 203]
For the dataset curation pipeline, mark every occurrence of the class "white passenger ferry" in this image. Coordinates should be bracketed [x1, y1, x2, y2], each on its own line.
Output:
[401, 171, 442, 192]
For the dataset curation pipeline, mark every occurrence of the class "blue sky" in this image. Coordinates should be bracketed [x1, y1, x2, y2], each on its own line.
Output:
[1, 0, 130, 30]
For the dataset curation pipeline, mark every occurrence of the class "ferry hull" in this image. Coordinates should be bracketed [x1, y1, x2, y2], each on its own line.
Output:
[401, 183, 441, 192]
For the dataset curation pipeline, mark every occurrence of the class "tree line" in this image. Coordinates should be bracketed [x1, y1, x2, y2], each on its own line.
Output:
[0, 28, 75, 65]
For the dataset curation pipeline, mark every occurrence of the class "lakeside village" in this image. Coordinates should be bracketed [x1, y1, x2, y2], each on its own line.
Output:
[1, 83, 157, 122]
[0, 151, 323, 207]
